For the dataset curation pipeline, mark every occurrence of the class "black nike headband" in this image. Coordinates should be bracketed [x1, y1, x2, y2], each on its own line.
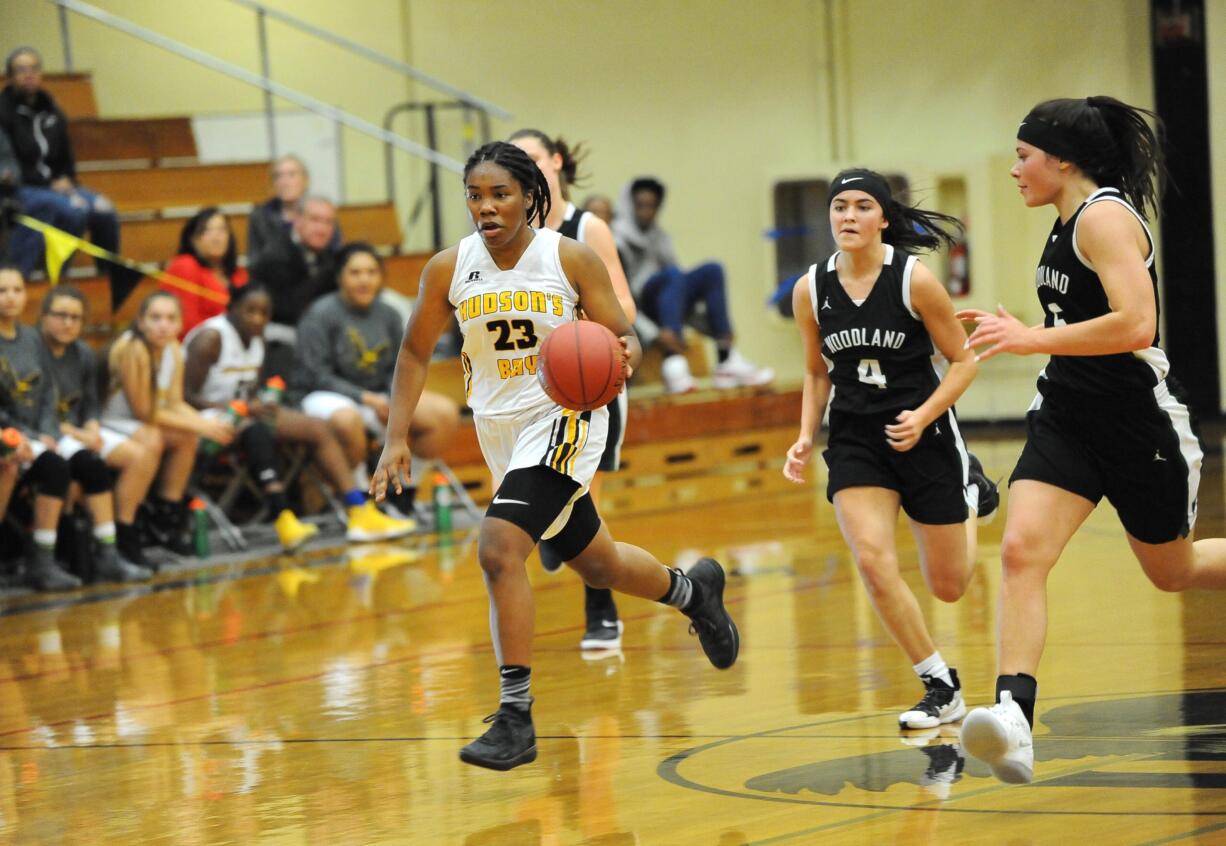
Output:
[827, 169, 893, 210]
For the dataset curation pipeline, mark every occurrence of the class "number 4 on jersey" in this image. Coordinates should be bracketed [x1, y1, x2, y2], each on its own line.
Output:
[858, 358, 887, 389]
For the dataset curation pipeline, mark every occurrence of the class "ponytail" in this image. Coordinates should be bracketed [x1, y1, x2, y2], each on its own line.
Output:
[1018, 96, 1165, 219]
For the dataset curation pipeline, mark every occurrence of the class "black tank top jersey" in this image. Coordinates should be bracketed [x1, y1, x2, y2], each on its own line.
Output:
[557, 204, 587, 241]
[810, 244, 941, 415]
[1035, 187, 1168, 396]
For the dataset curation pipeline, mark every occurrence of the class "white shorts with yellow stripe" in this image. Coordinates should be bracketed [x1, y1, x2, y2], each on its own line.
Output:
[475, 402, 610, 494]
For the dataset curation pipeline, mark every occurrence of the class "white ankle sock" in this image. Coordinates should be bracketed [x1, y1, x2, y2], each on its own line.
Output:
[913, 651, 954, 687]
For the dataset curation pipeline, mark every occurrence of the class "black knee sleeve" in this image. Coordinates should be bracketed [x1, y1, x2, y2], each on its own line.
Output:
[546, 493, 602, 561]
[238, 421, 280, 486]
[69, 449, 113, 494]
[26, 451, 71, 498]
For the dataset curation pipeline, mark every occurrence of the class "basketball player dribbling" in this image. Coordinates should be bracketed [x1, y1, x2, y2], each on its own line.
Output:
[958, 96, 1226, 785]
[371, 141, 739, 771]
[784, 169, 998, 734]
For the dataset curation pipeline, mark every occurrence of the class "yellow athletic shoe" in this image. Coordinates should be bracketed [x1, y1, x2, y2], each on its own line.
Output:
[346, 500, 416, 542]
[275, 510, 319, 551]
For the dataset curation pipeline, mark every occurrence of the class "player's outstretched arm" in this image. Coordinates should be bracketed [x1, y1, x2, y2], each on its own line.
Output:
[372, 248, 457, 501]
[785, 274, 832, 483]
[560, 238, 641, 375]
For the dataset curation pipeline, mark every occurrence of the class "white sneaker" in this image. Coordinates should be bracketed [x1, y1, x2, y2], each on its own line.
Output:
[712, 349, 774, 388]
[960, 691, 1034, 784]
[899, 671, 966, 729]
[661, 355, 696, 393]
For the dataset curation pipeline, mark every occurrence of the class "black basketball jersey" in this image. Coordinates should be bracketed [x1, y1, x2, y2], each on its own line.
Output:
[810, 244, 942, 415]
[1035, 187, 1168, 396]
[556, 203, 588, 242]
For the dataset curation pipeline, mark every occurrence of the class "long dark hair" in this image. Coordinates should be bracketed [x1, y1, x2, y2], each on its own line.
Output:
[1020, 96, 1165, 219]
[177, 207, 239, 276]
[463, 141, 552, 227]
[830, 168, 964, 252]
[508, 128, 589, 200]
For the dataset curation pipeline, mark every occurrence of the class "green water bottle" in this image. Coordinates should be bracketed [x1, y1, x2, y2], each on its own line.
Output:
[432, 472, 453, 535]
[190, 498, 210, 558]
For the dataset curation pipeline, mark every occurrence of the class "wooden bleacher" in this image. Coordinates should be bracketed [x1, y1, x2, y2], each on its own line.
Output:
[16, 71, 783, 524]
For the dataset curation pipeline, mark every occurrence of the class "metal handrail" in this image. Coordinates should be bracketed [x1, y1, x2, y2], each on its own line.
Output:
[224, 0, 511, 120]
[48, 0, 465, 173]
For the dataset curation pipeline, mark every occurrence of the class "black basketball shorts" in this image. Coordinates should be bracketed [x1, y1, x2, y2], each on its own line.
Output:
[597, 389, 627, 473]
[823, 407, 973, 525]
[1010, 380, 1202, 544]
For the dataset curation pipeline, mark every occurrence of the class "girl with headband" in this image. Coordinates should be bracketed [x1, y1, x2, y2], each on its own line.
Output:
[785, 168, 997, 734]
[959, 96, 1226, 784]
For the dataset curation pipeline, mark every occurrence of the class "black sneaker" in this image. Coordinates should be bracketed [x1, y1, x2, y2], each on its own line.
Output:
[460, 705, 537, 771]
[23, 554, 82, 592]
[899, 668, 966, 729]
[967, 453, 1000, 524]
[579, 618, 623, 650]
[683, 558, 740, 670]
[95, 546, 155, 584]
[117, 523, 159, 572]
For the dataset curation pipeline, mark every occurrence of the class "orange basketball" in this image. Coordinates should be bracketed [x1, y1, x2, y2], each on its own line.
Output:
[537, 320, 625, 411]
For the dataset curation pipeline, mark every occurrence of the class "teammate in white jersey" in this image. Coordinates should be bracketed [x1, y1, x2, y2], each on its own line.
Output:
[510, 128, 635, 652]
[372, 141, 740, 772]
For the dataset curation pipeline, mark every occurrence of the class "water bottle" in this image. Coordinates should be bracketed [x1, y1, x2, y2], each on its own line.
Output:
[202, 399, 249, 456]
[259, 376, 286, 407]
[190, 498, 210, 558]
[432, 472, 453, 535]
[0, 428, 23, 458]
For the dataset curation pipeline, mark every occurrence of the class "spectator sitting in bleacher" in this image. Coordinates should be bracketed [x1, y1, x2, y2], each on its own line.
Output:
[0, 264, 148, 590]
[294, 243, 459, 526]
[612, 176, 774, 394]
[0, 48, 138, 306]
[246, 154, 341, 266]
[162, 207, 249, 339]
[183, 283, 404, 545]
[39, 285, 162, 575]
[248, 195, 339, 346]
[102, 291, 236, 555]
[582, 193, 614, 226]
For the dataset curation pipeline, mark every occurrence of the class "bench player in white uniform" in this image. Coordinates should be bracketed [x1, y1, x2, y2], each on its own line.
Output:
[184, 283, 376, 550]
[960, 95, 1226, 785]
[510, 128, 635, 652]
[371, 141, 740, 772]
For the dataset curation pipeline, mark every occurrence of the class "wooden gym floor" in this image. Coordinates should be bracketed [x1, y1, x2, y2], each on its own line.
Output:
[1, 435, 1225, 845]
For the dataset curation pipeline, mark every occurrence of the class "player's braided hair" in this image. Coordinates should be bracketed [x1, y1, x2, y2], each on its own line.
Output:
[1023, 96, 1166, 220]
[508, 129, 589, 200]
[464, 141, 552, 227]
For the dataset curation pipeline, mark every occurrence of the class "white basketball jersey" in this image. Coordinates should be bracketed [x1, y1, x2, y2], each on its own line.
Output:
[449, 228, 578, 419]
[101, 331, 179, 422]
[183, 314, 264, 404]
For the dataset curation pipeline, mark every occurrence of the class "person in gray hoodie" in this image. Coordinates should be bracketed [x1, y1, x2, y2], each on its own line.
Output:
[612, 176, 773, 393]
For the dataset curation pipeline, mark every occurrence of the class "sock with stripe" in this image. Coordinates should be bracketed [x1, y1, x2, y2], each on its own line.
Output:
[499, 665, 532, 712]
[658, 567, 701, 612]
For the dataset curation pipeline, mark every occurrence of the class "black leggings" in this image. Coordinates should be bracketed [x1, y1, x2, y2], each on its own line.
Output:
[69, 449, 113, 494]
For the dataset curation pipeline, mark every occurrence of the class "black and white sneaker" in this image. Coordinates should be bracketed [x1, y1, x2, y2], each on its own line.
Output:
[579, 618, 623, 650]
[683, 558, 740, 670]
[459, 705, 537, 771]
[967, 453, 1000, 524]
[899, 669, 967, 729]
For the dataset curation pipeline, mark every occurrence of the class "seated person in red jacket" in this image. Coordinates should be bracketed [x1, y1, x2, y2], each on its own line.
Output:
[161, 207, 248, 338]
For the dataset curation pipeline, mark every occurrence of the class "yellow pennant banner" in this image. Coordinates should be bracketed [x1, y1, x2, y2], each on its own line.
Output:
[15, 214, 230, 305]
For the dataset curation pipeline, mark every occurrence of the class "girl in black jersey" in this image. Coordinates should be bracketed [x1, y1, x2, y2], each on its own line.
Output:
[959, 96, 1226, 785]
[510, 129, 635, 654]
[784, 170, 996, 733]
